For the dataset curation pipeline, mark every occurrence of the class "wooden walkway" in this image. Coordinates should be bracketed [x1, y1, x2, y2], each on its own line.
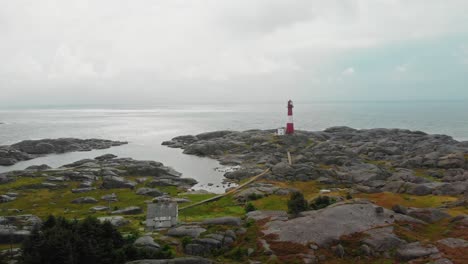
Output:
[179, 168, 271, 211]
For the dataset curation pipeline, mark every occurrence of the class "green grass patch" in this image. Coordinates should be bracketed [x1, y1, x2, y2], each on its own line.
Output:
[179, 195, 243, 222]
[252, 195, 288, 211]
[178, 193, 217, 206]
[0, 186, 150, 219]
[0, 176, 188, 219]
[0, 177, 44, 192]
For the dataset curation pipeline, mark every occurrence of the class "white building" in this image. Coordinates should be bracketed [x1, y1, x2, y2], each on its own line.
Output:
[277, 128, 285, 136]
[146, 202, 178, 230]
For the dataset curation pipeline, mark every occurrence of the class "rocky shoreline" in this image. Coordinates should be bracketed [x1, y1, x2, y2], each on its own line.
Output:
[0, 154, 197, 189]
[163, 127, 468, 197]
[1, 127, 467, 263]
[0, 138, 128, 166]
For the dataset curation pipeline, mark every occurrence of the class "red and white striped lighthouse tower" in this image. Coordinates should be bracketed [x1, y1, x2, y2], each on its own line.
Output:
[286, 100, 294, 135]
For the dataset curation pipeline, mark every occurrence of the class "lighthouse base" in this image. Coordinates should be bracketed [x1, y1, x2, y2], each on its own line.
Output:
[286, 123, 294, 134]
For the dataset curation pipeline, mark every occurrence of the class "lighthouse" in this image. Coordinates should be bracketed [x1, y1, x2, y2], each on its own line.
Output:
[286, 100, 294, 134]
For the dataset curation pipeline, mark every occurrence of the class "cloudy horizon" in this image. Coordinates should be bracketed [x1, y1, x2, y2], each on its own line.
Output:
[1, 0, 468, 106]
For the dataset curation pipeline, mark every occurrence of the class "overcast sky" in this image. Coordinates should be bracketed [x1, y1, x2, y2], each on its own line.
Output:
[1, 0, 468, 106]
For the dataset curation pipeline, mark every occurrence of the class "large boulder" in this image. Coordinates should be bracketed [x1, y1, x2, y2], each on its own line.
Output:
[95, 154, 117, 161]
[272, 162, 294, 175]
[101, 176, 136, 189]
[437, 237, 468, 248]
[134, 236, 161, 251]
[224, 168, 263, 181]
[362, 226, 407, 252]
[262, 201, 422, 247]
[25, 164, 51, 171]
[71, 197, 98, 204]
[101, 193, 118, 202]
[0, 158, 17, 166]
[136, 187, 163, 197]
[407, 208, 451, 223]
[437, 153, 465, 168]
[184, 238, 222, 256]
[396, 242, 439, 261]
[147, 177, 197, 189]
[167, 226, 207, 238]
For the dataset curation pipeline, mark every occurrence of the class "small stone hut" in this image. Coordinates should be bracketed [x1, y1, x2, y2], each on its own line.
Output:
[146, 201, 178, 230]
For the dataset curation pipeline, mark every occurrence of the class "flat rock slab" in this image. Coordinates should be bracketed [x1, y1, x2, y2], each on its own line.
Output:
[90, 206, 109, 212]
[111, 206, 142, 215]
[136, 187, 163, 197]
[246, 210, 288, 221]
[262, 201, 422, 247]
[167, 226, 207, 238]
[201, 217, 242, 226]
[71, 196, 98, 204]
[437, 237, 468, 248]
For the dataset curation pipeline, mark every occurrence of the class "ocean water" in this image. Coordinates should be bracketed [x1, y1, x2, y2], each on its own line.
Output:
[1, 101, 467, 192]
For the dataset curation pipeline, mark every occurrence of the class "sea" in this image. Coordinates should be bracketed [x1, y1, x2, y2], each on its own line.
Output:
[1, 101, 467, 193]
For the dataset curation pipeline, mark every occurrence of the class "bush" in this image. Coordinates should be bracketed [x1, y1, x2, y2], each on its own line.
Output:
[227, 247, 248, 261]
[244, 202, 257, 213]
[247, 193, 263, 201]
[310, 196, 336, 210]
[287, 192, 308, 216]
[181, 236, 192, 248]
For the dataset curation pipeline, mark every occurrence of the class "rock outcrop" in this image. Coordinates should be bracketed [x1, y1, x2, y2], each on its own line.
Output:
[259, 200, 422, 247]
[164, 128, 468, 196]
[0, 138, 127, 166]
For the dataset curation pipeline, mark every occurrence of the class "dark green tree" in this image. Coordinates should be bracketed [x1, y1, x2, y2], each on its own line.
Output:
[287, 192, 308, 216]
[21, 215, 172, 264]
